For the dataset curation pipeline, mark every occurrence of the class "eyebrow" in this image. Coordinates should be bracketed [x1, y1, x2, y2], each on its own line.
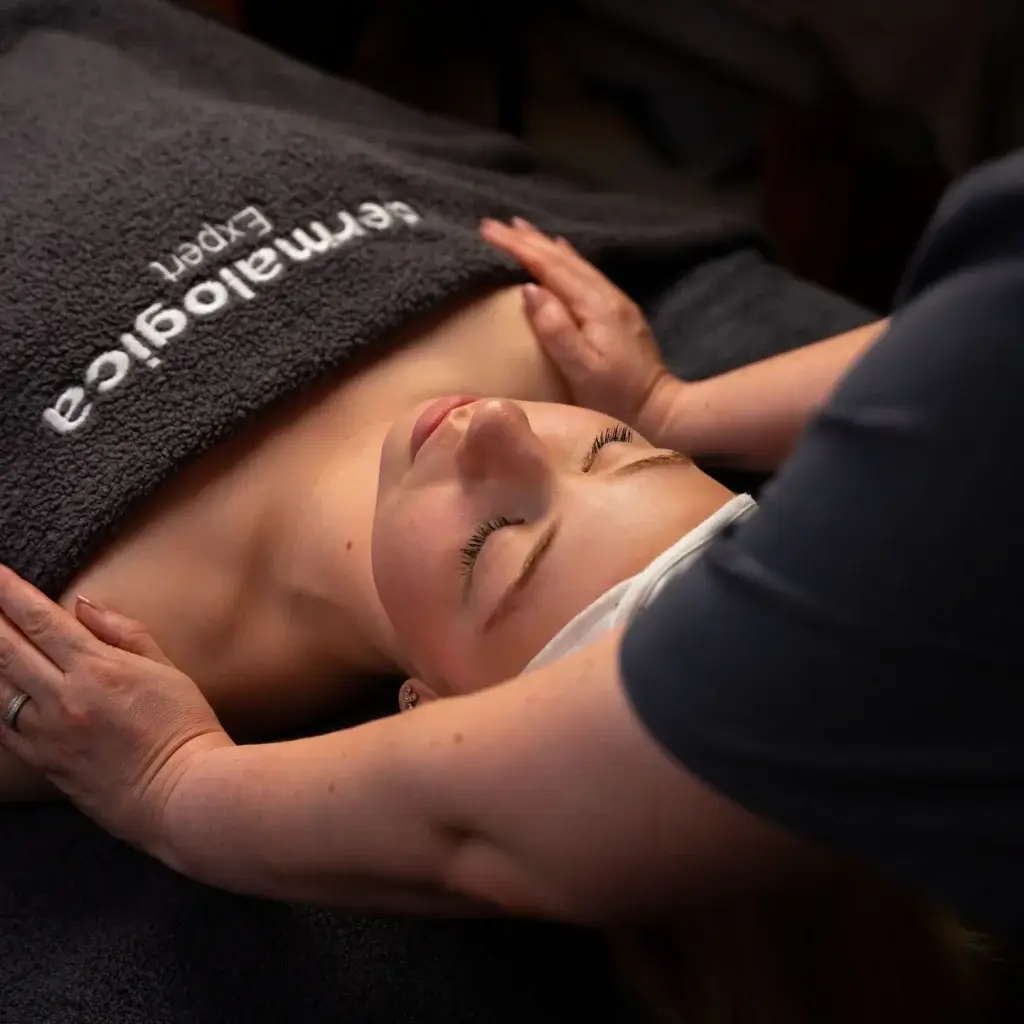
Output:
[610, 451, 689, 477]
[483, 519, 559, 633]
[481, 451, 688, 633]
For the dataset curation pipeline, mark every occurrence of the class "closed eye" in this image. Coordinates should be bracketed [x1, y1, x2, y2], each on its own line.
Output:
[460, 515, 525, 583]
[483, 449, 688, 631]
[582, 424, 633, 472]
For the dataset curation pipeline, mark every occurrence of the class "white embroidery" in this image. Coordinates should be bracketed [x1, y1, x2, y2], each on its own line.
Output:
[274, 222, 339, 261]
[148, 206, 274, 284]
[182, 280, 231, 318]
[43, 200, 424, 435]
[235, 247, 283, 285]
[135, 303, 188, 350]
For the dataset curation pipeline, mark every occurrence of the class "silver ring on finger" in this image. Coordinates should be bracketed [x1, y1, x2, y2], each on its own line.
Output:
[3, 692, 32, 732]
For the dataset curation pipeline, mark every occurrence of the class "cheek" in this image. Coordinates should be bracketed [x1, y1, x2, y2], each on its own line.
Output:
[373, 507, 434, 619]
[371, 493, 466, 657]
[371, 490, 505, 690]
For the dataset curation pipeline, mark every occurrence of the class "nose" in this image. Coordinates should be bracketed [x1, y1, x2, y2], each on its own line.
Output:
[454, 399, 553, 490]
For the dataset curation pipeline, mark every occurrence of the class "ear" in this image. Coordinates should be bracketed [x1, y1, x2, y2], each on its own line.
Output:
[397, 677, 442, 713]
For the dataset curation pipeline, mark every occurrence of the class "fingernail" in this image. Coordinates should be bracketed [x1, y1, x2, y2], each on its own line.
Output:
[76, 593, 105, 612]
[522, 283, 542, 309]
[536, 300, 562, 328]
[512, 216, 535, 229]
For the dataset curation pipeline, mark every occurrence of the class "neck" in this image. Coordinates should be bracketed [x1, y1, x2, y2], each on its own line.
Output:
[264, 419, 409, 681]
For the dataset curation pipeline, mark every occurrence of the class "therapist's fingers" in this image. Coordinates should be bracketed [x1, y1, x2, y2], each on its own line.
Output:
[0, 623, 54, 751]
[0, 689, 42, 759]
[75, 597, 173, 666]
[480, 220, 611, 322]
[521, 284, 589, 367]
[0, 608, 67, 713]
[507, 219, 617, 298]
[0, 565, 94, 673]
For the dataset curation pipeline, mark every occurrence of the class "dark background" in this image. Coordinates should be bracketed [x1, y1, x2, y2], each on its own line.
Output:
[190, 0, 1024, 313]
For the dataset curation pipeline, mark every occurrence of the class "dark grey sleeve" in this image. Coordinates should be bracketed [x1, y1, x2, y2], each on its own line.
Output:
[622, 155, 1024, 941]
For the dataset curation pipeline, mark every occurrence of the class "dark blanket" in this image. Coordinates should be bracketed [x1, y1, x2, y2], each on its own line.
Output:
[0, 0, 874, 1020]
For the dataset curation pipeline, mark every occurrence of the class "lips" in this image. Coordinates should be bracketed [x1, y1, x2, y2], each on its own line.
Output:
[409, 395, 477, 458]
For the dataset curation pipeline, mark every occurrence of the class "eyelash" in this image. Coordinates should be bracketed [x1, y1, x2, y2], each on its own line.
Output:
[584, 423, 633, 471]
[459, 423, 634, 578]
[460, 516, 524, 577]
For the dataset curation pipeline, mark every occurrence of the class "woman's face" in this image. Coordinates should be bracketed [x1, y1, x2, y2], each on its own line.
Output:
[372, 397, 733, 693]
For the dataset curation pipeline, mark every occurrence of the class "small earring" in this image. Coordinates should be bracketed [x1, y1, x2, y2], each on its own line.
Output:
[401, 683, 419, 708]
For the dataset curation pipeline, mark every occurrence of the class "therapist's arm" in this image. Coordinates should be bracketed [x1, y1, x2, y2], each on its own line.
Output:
[163, 629, 824, 921]
[480, 218, 886, 473]
[643, 319, 888, 471]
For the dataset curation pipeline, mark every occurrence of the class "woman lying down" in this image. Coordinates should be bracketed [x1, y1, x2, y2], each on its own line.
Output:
[0, 0, 975, 1020]
[5, 225, 768, 801]
[0, 224, 976, 1023]
[0, 0, 829, 798]
[4, 210, 805, 801]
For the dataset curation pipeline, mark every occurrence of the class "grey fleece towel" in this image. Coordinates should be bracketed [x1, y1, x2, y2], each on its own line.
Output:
[0, 0, 756, 600]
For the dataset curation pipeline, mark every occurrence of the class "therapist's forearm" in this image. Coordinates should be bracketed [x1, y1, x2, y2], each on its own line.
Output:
[159, 726, 487, 915]
[155, 631, 649, 922]
[646, 318, 888, 471]
[151, 626, 818, 923]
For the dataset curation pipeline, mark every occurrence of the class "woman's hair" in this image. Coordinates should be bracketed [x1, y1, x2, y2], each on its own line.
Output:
[609, 874, 988, 1024]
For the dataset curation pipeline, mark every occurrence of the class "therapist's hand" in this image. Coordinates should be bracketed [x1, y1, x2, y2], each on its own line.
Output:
[480, 217, 684, 440]
[0, 566, 232, 854]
